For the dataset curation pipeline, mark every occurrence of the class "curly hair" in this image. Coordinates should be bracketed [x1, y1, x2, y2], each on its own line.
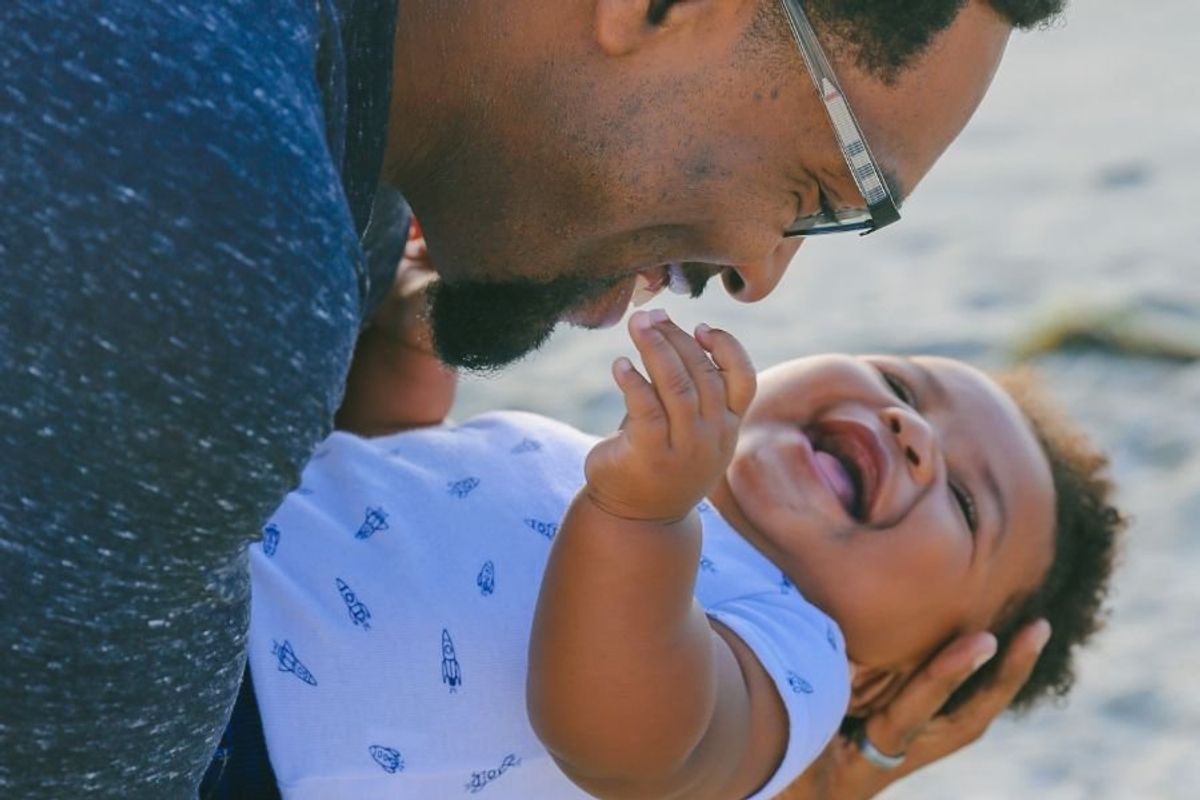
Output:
[753, 1, 1067, 83]
[941, 369, 1125, 715]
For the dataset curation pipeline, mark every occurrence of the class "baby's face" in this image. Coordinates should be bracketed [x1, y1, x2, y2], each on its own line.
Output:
[710, 354, 1055, 676]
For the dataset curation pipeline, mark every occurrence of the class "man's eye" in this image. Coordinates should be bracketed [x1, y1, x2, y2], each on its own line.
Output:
[950, 480, 979, 533]
[880, 370, 916, 407]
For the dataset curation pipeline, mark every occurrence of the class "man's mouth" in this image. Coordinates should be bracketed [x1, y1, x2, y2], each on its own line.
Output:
[564, 263, 713, 329]
[808, 421, 885, 523]
[631, 263, 693, 306]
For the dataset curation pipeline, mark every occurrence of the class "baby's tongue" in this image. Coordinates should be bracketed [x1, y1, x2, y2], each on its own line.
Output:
[813, 450, 855, 513]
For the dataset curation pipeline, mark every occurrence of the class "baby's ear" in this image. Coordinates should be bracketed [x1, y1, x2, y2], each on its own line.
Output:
[846, 665, 906, 717]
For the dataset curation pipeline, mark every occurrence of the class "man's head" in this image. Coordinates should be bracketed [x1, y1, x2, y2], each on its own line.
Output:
[388, 1, 1064, 369]
[707, 354, 1119, 717]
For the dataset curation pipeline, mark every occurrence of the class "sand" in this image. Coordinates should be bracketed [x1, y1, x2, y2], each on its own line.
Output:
[453, 1, 1200, 796]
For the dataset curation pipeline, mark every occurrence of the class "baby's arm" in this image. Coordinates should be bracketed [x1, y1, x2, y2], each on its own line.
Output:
[335, 231, 457, 435]
[527, 311, 787, 800]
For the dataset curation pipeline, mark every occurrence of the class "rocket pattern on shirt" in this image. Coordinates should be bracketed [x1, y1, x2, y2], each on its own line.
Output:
[248, 411, 849, 800]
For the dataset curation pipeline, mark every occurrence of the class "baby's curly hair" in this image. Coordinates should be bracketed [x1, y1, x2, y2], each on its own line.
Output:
[942, 369, 1125, 715]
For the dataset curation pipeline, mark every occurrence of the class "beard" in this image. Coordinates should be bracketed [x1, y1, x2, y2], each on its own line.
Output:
[425, 262, 717, 372]
[426, 272, 612, 371]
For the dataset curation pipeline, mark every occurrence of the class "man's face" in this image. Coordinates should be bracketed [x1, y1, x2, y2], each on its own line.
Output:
[410, 1, 1012, 369]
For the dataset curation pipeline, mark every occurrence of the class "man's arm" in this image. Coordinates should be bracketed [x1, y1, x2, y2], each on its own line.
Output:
[527, 311, 785, 800]
[1, 2, 368, 793]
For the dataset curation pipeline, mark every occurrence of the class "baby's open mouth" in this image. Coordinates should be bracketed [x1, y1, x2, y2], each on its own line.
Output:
[808, 424, 882, 523]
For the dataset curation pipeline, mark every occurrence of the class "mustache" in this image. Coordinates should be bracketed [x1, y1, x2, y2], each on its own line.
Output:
[680, 262, 719, 299]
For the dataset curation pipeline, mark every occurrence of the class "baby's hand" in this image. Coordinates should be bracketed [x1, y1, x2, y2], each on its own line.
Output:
[584, 309, 756, 523]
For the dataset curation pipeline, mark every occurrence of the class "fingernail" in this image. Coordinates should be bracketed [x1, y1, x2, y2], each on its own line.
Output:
[647, 308, 669, 325]
[1032, 620, 1052, 653]
[630, 311, 653, 331]
[695, 322, 711, 336]
[614, 356, 633, 374]
[971, 635, 998, 672]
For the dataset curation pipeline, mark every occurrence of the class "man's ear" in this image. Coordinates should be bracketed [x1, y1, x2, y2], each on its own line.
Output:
[847, 664, 906, 717]
[594, 0, 727, 57]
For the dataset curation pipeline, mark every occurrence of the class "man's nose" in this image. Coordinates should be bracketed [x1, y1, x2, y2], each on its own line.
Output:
[723, 238, 804, 302]
[879, 406, 937, 487]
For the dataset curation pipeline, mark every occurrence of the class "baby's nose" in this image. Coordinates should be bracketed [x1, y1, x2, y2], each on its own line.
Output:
[879, 407, 936, 486]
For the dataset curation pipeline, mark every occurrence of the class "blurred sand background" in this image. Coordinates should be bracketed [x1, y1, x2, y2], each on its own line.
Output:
[453, 1, 1199, 797]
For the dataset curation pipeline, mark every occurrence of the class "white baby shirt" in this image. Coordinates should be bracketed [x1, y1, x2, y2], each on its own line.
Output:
[249, 411, 850, 799]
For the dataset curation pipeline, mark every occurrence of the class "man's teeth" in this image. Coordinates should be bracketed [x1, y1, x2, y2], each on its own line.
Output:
[666, 263, 690, 295]
[631, 264, 689, 308]
[630, 273, 662, 307]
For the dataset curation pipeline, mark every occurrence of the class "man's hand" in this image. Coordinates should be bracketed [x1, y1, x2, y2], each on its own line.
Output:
[584, 309, 756, 523]
[776, 620, 1051, 800]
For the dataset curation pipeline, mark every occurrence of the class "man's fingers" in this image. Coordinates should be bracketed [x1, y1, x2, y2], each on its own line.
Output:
[864, 632, 998, 756]
[695, 323, 756, 415]
[947, 620, 1051, 730]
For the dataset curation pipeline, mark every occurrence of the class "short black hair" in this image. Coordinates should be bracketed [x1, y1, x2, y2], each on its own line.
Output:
[757, 1, 1067, 83]
[943, 369, 1125, 715]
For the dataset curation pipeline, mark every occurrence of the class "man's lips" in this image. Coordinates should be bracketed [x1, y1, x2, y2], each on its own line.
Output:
[563, 264, 702, 329]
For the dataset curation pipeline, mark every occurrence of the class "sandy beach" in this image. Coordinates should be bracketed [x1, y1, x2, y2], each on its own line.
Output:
[453, 1, 1200, 796]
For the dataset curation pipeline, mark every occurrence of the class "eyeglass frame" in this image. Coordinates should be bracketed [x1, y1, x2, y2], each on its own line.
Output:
[779, 0, 901, 237]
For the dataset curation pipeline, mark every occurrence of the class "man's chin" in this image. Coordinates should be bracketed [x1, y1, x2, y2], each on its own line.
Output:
[426, 276, 590, 372]
[432, 322, 558, 372]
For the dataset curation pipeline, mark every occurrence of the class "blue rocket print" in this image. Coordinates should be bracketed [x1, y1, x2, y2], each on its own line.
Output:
[826, 622, 838, 652]
[477, 561, 495, 596]
[779, 571, 793, 594]
[786, 671, 814, 695]
[335, 577, 372, 631]
[355, 506, 390, 540]
[699, 556, 717, 574]
[448, 477, 480, 498]
[697, 500, 712, 513]
[441, 628, 463, 692]
[510, 438, 542, 454]
[524, 518, 558, 540]
[261, 523, 280, 557]
[369, 745, 405, 774]
[272, 640, 317, 686]
[465, 753, 522, 793]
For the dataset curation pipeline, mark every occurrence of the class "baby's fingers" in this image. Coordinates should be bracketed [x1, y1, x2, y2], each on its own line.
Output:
[629, 310, 701, 440]
[611, 356, 668, 446]
[694, 324, 757, 416]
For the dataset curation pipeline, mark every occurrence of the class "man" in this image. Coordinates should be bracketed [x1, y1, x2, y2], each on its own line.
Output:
[0, 1, 1062, 796]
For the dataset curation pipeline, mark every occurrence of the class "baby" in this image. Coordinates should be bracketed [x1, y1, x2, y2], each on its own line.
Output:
[245, 307, 1122, 799]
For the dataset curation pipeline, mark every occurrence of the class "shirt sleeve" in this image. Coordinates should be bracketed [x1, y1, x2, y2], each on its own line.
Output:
[706, 592, 851, 800]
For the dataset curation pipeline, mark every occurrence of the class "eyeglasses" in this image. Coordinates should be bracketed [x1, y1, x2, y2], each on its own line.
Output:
[779, 0, 901, 237]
